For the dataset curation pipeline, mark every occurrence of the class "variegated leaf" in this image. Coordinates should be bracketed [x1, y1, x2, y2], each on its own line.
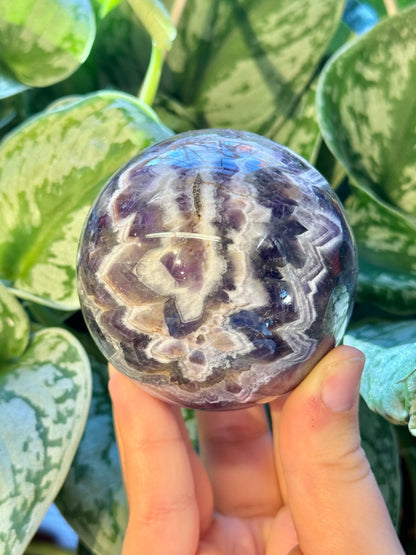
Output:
[162, 0, 344, 135]
[0, 328, 91, 555]
[0, 91, 172, 310]
[345, 320, 416, 436]
[0, 0, 95, 88]
[273, 81, 321, 163]
[359, 398, 401, 529]
[345, 185, 416, 312]
[57, 356, 127, 555]
[317, 6, 416, 215]
[0, 282, 29, 362]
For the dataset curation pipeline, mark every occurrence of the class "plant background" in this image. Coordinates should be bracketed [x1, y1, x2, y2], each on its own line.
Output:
[0, 0, 415, 553]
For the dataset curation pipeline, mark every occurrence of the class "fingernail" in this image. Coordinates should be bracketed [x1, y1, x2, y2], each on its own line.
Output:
[321, 357, 365, 413]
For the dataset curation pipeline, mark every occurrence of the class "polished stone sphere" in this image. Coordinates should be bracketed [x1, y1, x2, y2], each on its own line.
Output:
[77, 129, 357, 409]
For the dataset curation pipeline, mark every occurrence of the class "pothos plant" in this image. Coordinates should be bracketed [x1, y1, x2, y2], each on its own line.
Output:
[0, 0, 415, 553]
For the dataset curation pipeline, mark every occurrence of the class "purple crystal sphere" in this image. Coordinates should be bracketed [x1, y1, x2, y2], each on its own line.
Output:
[77, 130, 357, 409]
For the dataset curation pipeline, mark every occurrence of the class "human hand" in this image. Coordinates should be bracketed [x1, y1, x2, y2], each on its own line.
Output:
[109, 346, 404, 554]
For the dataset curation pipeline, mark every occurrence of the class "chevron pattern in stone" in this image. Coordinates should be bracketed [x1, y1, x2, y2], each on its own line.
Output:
[77, 129, 357, 409]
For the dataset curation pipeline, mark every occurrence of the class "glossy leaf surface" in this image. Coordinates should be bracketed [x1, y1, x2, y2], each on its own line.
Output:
[345, 321, 416, 436]
[0, 0, 96, 87]
[317, 6, 416, 215]
[162, 0, 343, 135]
[0, 61, 28, 100]
[0, 282, 30, 362]
[0, 91, 172, 310]
[57, 356, 127, 555]
[0, 328, 91, 554]
[345, 185, 416, 312]
[359, 399, 401, 528]
[274, 81, 321, 163]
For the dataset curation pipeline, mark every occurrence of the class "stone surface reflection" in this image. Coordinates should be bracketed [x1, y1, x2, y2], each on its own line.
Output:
[77, 130, 357, 409]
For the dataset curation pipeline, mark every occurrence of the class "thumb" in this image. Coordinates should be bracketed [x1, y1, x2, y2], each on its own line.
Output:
[274, 345, 404, 555]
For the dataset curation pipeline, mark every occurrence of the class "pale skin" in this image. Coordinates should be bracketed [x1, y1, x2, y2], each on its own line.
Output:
[109, 345, 405, 555]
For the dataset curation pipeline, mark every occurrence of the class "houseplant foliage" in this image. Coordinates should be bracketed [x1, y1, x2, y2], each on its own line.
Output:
[0, 0, 415, 553]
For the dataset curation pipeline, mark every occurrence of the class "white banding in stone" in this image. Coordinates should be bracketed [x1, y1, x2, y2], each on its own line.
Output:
[146, 231, 221, 242]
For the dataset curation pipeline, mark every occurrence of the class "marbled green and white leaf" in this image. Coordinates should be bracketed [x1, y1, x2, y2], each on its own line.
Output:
[162, 0, 344, 135]
[359, 398, 401, 529]
[317, 6, 416, 215]
[0, 328, 91, 555]
[57, 356, 127, 555]
[0, 91, 172, 310]
[273, 81, 321, 163]
[345, 185, 416, 312]
[0, 282, 30, 363]
[344, 320, 416, 436]
[0, 0, 95, 88]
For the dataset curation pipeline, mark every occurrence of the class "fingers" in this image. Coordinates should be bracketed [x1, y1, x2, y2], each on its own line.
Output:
[196, 404, 281, 518]
[270, 345, 404, 554]
[108, 366, 205, 555]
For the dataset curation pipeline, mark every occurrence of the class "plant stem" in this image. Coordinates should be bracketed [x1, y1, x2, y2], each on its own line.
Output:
[139, 41, 164, 106]
[170, 0, 187, 27]
[383, 0, 398, 16]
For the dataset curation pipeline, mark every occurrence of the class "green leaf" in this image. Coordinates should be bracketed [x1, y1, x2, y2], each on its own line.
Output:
[162, 0, 344, 135]
[57, 357, 127, 555]
[317, 6, 416, 215]
[91, 1, 150, 95]
[273, 81, 321, 163]
[359, 398, 402, 529]
[0, 60, 28, 100]
[25, 541, 77, 555]
[0, 282, 30, 362]
[315, 140, 346, 191]
[181, 408, 199, 452]
[0, 0, 96, 88]
[345, 185, 416, 312]
[95, 0, 123, 18]
[0, 91, 172, 310]
[0, 327, 91, 555]
[344, 320, 416, 436]
[0, 91, 27, 140]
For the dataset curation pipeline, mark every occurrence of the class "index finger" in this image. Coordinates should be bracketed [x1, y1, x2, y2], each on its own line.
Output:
[108, 366, 200, 555]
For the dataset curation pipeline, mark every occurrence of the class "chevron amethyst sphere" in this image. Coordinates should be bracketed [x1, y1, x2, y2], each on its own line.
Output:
[78, 129, 357, 410]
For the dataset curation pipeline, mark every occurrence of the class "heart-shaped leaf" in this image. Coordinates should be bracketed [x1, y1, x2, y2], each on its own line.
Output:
[345, 185, 416, 312]
[317, 6, 416, 215]
[162, 0, 344, 136]
[344, 320, 416, 436]
[0, 91, 172, 310]
[0, 327, 91, 554]
[0, 281, 30, 362]
[57, 356, 127, 555]
[0, 0, 96, 88]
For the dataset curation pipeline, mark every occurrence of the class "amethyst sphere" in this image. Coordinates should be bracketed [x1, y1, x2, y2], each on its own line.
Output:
[77, 129, 357, 409]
